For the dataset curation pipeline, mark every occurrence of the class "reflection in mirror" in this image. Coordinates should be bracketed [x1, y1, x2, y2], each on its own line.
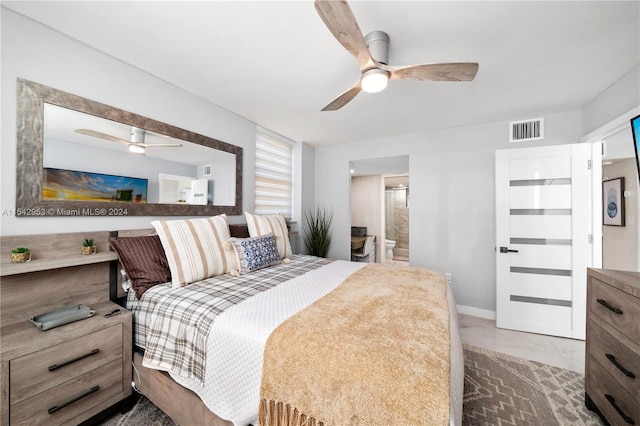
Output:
[16, 79, 243, 216]
[43, 104, 237, 206]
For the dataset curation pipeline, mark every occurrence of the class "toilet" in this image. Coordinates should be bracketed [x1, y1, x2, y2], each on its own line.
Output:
[385, 239, 396, 259]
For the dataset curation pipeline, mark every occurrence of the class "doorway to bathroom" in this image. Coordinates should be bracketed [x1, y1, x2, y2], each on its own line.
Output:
[385, 175, 409, 263]
[349, 155, 410, 264]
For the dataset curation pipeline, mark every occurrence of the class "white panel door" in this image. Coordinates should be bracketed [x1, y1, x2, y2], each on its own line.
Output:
[495, 143, 597, 339]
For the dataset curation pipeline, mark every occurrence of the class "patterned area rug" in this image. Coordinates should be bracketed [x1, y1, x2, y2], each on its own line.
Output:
[100, 345, 603, 425]
[463, 344, 602, 425]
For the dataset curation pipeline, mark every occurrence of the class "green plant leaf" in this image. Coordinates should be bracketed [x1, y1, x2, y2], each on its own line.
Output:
[303, 205, 333, 258]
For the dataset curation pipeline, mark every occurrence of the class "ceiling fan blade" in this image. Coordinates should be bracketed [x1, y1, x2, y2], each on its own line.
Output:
[314, 0, 375, 70]
[138, 143, 183, 148]
[322, 82, 362, 111]
[382, 62, 479, 82]
[75, 128, 130, 145]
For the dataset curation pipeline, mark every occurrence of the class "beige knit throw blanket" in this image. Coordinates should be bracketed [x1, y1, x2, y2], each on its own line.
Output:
[258, 263, 450, 426]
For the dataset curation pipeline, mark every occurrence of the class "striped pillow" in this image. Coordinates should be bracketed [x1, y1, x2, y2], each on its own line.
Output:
[151, 215, 236, 288]
[245, 212, 292, 260]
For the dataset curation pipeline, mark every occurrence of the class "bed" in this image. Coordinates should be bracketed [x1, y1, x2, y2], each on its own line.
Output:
[111, 216, 464, 426]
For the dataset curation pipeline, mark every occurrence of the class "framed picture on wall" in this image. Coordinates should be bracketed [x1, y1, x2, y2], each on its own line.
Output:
[603, 177, 625, 226]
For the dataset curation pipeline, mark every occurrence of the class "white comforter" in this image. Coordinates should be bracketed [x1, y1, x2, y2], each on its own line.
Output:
[170, 260, 366, 425]
[139, 260, 463, 426]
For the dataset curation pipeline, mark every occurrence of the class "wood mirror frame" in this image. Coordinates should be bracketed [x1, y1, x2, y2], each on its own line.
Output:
[16, 79, 243, 217]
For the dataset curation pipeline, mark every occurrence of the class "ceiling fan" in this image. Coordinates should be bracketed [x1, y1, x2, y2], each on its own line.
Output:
[75, 127, 182, 154]
[314, 0, 479, 111]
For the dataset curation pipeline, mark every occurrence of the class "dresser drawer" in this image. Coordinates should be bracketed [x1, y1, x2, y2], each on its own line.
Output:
[10, 359, 122, 426]
[589, 356, 640, 426]
[589, 278, 640, 343]
[10, 324, 122, 404]
[588, 320, 640, 400]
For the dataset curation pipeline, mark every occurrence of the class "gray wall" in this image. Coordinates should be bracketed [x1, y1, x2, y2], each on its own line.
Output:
[299, 142, 316, 254]
[1, 7, 257, 235]
[582, 64, 640, 135]
[314, 111, 582, 312]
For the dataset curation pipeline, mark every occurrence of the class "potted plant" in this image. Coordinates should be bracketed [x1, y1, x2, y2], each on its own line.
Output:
[82, 238, 96, 255]
[304, 206, 333, 258]
[11, 247, 31, 263]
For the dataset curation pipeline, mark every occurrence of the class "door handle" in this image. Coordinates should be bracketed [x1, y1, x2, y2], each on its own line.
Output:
[499, 247, 519, 253]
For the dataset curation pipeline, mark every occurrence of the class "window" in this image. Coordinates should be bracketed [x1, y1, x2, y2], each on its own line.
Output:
[255, 128, 293, 218]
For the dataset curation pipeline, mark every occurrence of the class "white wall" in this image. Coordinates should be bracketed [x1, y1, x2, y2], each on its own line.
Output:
[315, 110, 582, 312]
[1, 8, 256, 235]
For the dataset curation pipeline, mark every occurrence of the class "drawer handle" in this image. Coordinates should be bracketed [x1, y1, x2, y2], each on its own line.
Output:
[606, 354, 637, 378]
[605, 394, 636, 424]
[48, 385, 100, 415]
[597, 298, 624, 315]
[48, 348, 100, 371]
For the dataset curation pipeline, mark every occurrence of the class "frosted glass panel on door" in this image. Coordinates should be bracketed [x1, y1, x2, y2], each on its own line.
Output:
[509, 156, 571, 180]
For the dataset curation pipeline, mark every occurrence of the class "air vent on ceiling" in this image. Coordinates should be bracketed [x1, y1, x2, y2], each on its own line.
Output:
[203, 164, 212, 176]
[509, 118, 544, 143]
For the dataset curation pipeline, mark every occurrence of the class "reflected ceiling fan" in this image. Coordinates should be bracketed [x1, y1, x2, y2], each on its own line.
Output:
[75, 127, 182, 154]
[314, 0, 479, 111]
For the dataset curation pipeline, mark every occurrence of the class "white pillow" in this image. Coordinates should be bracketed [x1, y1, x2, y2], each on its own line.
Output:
[151, 215, 236, 288]
[244, 212, 292, 260]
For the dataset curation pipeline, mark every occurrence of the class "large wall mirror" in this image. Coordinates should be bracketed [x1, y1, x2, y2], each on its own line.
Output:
[16, 79, 243, 217]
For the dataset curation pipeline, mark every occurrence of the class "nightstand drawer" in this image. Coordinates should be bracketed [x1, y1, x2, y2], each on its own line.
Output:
[10, 359, 122, 426]
[589, 356, 640, 426]
[10, 324, 122, 404]
[589, 278, 640, 343]
[589, 320, 640, 399]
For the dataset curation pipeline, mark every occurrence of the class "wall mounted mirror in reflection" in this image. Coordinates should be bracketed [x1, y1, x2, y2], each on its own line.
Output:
[16, 79, 243, 217]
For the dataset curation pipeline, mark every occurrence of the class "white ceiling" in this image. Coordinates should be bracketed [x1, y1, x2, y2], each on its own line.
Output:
[5, 1, 639, 148]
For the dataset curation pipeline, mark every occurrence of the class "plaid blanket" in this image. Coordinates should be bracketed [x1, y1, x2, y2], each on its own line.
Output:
[141, 255, 333, 384]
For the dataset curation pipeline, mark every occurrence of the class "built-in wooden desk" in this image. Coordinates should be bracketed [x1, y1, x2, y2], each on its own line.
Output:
[351, 236, 366, 251]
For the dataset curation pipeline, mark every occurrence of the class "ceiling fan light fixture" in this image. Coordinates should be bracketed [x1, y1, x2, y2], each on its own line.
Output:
[361, 69, 388, 93]
[129, 144, 145, 154]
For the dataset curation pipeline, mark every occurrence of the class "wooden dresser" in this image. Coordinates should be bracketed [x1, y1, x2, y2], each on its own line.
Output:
[585, 268, 640, 426]
[0, 231, 132, 425]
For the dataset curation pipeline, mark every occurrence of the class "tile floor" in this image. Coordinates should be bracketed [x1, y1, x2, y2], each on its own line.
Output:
[458, 314, 586, 373]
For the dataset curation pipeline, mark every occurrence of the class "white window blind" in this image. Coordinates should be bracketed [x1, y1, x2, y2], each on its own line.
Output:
[255, 129, 293, 217]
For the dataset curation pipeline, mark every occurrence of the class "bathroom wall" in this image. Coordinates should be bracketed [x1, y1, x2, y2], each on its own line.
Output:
[386, 188, 409, 259]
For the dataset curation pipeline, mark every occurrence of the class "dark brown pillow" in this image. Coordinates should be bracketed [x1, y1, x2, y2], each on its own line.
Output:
[229, 224, 250, 238]
[109, 235, 171, 299]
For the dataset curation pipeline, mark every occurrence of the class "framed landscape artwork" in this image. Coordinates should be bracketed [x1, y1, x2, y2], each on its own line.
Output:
[43, 167, 148, 203]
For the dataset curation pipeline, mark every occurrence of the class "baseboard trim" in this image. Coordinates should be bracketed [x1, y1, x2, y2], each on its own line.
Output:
[456, 305, 496, 320]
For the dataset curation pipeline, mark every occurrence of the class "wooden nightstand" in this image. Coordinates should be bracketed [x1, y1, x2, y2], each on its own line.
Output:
[1, 230, 134, 425]
[1, 301, 132, 425]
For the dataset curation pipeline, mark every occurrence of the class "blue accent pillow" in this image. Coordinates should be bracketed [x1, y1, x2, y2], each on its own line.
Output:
[229, 233, 282, 275]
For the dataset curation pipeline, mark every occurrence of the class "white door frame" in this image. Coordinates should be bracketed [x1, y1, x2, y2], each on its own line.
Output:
[581, 106, 640, 268]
